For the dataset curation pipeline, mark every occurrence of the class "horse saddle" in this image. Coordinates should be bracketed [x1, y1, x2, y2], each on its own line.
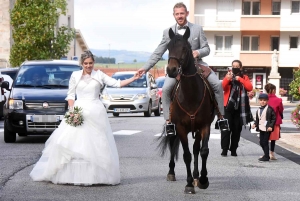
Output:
[196, 64, 212, 78]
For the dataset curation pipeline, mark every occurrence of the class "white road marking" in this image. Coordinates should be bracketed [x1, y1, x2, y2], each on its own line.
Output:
[113, 130, 141, 135]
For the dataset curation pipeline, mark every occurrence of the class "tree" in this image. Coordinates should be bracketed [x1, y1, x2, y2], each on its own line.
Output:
[289, 68, 300, 99]
[9, 0, 75, 66]
[133, 59, 137, 63]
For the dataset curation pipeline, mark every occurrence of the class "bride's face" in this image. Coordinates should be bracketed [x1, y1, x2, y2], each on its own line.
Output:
[82, 57, 94, 74]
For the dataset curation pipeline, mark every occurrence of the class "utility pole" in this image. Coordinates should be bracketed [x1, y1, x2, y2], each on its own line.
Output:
[108, 44, 110, 67]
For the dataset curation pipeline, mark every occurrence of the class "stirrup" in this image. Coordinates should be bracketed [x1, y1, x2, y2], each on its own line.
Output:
[165, 123, 176, 136]
[217, 118, 230, 132]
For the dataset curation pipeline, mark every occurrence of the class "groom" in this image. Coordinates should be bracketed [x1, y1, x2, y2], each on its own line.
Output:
[137, 2, 225, 135]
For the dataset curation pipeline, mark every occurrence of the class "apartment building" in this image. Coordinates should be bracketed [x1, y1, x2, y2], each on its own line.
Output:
[189, 0, 300, 100]
[0, 0, 88, 67]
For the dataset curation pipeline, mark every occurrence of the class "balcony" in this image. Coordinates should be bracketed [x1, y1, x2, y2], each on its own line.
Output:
[240, 16, 280, 31]
[194, 15, 240, 31]
[240, 51, 274, 66]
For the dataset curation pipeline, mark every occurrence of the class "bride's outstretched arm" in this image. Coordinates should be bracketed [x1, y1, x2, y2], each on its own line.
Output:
[120, 72, 141, 87]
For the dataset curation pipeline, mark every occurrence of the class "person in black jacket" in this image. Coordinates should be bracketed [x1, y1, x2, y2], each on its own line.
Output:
[252, 93, 276, 162]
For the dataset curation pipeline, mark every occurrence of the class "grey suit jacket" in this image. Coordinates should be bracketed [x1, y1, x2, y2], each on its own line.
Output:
[143, 22, 210, 72]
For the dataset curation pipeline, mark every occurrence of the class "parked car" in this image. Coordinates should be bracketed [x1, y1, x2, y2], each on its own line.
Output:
[1, 60, 81, 143]
[0, 68, 19, 118]
[100, 71, 161, 117]
[155, 76, 165, 112]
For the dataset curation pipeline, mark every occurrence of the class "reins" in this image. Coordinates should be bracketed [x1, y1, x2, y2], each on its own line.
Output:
[169, 49, 204, 139]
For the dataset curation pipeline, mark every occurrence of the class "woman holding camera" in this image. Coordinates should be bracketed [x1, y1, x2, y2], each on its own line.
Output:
[221, 60, 253, 156]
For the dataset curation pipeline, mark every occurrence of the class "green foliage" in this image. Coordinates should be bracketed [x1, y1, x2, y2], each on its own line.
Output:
[9, 0, 75, 66]
[289, 68, 300, 99]
[94, 56, 116, 64]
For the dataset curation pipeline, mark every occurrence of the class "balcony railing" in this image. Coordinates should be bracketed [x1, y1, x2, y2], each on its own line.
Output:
[194, 14, 240, 30]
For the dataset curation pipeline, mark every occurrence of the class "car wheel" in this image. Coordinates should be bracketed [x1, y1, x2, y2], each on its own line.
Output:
[18, 133, 27, 137]
[113, 113, 119, 117]
[144, 102, 152, 117]
[4, 123, 16, 143]
[154, 101, 161, 116]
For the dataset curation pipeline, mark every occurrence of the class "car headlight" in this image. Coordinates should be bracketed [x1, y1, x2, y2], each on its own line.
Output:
[9, 99, 23, 109]
[100, 93, 110, 100]
[135, 93, 147, 100]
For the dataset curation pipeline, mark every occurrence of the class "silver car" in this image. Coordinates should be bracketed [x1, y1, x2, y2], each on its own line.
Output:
[101, 71, 161, 117]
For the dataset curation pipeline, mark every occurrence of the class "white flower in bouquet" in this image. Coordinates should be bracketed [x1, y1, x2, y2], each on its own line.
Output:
[64, 106, 84, 127]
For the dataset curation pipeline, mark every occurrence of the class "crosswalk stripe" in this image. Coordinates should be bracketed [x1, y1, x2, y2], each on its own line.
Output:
[113, 130, 141, 135]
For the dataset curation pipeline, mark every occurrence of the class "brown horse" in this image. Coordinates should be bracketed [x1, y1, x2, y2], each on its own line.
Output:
[157, 27, 215, 194]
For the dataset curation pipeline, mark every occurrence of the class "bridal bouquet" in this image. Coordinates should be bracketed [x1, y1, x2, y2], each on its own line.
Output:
[64, 106, 84, 127]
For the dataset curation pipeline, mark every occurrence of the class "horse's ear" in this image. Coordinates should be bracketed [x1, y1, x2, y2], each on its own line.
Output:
[183, 27, 190, 40]
[169, 28, 175, 39]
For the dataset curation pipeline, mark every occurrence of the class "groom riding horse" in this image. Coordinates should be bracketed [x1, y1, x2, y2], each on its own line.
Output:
[158, 27, 221, 194]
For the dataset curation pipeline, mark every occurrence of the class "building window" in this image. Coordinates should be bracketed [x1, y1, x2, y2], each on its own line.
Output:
[290, 36, 299, 49]
[242, 36, 259, 51]
[292, 1, 300, 13]
[242, 1, 260, 15]
[271, 36, 280, 51]
[215, 35, 233, 53]
[217, 0, 235, 21]
[272, 1, 281, 15]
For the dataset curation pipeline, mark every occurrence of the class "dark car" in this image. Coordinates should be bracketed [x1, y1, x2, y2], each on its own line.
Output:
[0, 68, 19, 118]
[1, 60, 81, 143]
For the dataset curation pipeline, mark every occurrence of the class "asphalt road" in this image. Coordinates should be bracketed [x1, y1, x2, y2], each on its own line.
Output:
[0, 107, 299, 201]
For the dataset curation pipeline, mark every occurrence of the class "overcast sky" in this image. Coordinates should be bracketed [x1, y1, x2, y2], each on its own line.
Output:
[74, 0, 190, 52]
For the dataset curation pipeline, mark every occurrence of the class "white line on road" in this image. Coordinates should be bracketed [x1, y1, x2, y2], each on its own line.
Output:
[113, 130, 141, 135]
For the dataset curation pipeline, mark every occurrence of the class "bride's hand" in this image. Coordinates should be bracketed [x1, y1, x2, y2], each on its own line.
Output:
[133, 72, 141, 80]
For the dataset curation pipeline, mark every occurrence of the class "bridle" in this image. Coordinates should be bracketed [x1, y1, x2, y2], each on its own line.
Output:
[168, 43, 193, 76]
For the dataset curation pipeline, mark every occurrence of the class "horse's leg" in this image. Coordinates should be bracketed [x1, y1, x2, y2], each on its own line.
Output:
[192, 131, 201, 187]
[167, 135, 177, 181]
[179, 132, 195, 194]
[198, 126, 210, 189]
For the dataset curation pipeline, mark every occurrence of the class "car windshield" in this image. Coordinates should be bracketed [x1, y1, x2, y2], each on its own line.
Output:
[108, 73, 147, 88]
[156, 78, 165, 88]
[13, 65, 81, 88]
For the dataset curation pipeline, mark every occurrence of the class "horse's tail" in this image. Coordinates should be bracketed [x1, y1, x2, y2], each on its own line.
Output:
[156, 124, 180, 161]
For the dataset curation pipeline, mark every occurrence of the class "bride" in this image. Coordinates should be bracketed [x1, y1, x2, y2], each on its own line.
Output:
[30, 50, 140, 185]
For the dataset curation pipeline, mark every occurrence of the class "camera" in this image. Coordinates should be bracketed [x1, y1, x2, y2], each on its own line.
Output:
[227, 67, 236, 80]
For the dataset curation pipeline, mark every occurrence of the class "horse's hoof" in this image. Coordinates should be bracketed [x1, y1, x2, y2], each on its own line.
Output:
[184, 186, 195, 194]
[167, 174, 176, 181]
[198, 180, 209, 189]
[192, 179, 199, 187]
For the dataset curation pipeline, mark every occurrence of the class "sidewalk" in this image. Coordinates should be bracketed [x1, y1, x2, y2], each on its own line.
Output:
[250, 101, 300, 156]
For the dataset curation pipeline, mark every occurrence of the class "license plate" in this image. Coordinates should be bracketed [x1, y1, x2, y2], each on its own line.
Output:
[30, 115, 60, 122]
[114, 108, 130, 112]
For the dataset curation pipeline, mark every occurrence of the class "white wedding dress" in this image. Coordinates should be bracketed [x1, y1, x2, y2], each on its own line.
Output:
[30, 74, 120, 185]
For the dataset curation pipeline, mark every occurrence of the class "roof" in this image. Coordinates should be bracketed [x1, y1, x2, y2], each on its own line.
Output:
[21, 60, 80, 66]
[0, 67, 19, 72]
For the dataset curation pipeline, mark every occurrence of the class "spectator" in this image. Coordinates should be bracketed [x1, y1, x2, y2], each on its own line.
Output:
[221, 60, 253, 157]
[265, 83, 284, 160]
[252, 93, 276, 162]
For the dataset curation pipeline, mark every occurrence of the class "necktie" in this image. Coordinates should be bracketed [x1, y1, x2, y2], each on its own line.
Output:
[178, 26, 187, 30]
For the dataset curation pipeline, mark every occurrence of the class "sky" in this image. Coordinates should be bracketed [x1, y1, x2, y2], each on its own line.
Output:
[74, 0, 190, 52]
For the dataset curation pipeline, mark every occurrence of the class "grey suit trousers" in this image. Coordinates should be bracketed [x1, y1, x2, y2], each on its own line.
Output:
[162, 64, 224, 120]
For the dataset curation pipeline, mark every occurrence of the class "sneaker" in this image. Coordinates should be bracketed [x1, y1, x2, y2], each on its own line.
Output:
[165, 123, 175, 136]
[221, 149, 227, 157]
[258, 157, 269, 162]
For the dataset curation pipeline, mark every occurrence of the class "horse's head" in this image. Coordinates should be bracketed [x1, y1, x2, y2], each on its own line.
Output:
[166, 27, 192, 78]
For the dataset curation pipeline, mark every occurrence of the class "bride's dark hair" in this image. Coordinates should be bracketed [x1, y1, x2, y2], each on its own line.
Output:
[80, 50, 95, 65]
